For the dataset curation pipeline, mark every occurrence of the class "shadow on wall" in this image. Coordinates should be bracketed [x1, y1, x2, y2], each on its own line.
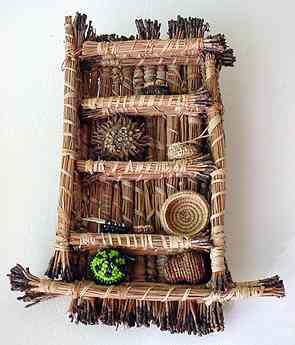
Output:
[218, 16, 259, 281]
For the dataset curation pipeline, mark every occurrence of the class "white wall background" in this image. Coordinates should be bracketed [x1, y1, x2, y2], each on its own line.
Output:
[1, 1, 294, 344]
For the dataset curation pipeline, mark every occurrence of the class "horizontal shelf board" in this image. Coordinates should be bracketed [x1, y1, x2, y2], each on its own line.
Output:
[80, 88, 211, 119]
[70, 232, 212, 254]
[81, 56, 199, 68]
[75, 158, 214, 181]
[10, 264, 284, 303]
[81, 36, 228, 60]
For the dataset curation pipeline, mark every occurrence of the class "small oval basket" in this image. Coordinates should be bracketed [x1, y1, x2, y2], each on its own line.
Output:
[160, 191, 209, 237]
[168, 142, 199, 160]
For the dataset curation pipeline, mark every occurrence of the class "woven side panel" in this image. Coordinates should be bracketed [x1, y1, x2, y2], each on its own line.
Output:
[45, 17, 81, 281]
[205, 52, 226, 290]
[58, 18, 78, 240]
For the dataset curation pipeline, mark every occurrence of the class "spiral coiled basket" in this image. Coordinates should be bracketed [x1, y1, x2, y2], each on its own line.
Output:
[160, 191, 210, 237]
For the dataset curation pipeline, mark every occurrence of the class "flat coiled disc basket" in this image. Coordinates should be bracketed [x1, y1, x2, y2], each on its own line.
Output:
[160, 191, 209, 237]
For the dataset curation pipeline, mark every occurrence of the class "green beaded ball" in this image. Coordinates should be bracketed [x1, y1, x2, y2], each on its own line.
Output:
[89, 249, 128, 285]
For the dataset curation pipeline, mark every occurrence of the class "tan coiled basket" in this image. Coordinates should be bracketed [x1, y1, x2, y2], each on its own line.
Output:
[160, 191, 210, 237]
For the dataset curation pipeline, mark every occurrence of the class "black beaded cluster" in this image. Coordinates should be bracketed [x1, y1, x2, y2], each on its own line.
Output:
[101, 220, 129, 234]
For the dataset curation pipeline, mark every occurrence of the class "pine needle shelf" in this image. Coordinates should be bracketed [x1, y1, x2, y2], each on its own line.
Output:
[8, 12, 285, 336]
[81, 91, 210, 117]
[72, 232, 212, 254]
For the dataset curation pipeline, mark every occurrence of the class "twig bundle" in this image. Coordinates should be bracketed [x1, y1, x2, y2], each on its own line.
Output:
[81, 89, 211, 117]
[135, 19, 167, 96]
[9, 265, 285, 304]
[166, 20, 182, 94]
[46, 15, 86, 282]
[82, 36, 227, 59]
[75, 232, 213, 254]
[76, 157, 214, 181]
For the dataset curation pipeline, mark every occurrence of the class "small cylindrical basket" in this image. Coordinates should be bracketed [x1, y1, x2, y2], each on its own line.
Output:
[168, 142, 200, 160]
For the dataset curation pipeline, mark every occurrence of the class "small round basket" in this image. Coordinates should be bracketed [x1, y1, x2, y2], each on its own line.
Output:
[168, 142, 199, 160]
[160, 191, 209, 237]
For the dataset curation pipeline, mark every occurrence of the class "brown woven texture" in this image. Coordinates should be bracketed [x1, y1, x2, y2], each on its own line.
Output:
[82, 38, 205, 58]
[45, 16, 81, 281]
[7, 12, 285, 336]
[163, 252, 209, 284]
[76, 157, 214, 180]
[74, 232, 212, 254]
[81, 89, 210, 118]
[9, 264, 285, 303]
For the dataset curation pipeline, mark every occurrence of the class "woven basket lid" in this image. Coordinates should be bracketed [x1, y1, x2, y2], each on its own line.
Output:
[160, 191, 209, 237]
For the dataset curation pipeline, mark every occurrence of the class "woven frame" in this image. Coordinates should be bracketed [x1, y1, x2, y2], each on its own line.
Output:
[7, 13, 284, 336]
